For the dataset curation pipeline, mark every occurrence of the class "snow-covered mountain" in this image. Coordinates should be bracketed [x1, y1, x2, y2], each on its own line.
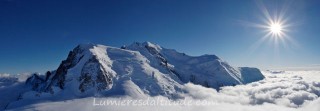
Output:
[4, 42, 320, 111]
[25, 42, 264, 98]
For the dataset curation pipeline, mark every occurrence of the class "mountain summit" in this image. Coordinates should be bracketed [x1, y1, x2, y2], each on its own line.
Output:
[26, 42, 264, 98]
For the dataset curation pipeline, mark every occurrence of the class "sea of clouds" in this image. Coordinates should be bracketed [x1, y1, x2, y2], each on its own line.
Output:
[3, 71, 320, 111]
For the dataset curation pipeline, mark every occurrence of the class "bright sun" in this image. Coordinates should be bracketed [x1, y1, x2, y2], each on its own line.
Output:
[266, 21, 285, 38]
[270, 23, 282, 35]
[247, 0, 297, 53]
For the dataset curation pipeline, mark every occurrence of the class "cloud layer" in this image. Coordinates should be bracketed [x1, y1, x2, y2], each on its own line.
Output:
[5, 71, 320, 111]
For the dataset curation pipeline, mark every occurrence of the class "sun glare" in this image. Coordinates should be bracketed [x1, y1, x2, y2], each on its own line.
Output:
[270, 23, 282, 34]
[245, 0, 299, 55]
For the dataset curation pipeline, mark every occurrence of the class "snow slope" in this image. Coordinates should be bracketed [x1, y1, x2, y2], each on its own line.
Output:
[126, 42, 264, 88]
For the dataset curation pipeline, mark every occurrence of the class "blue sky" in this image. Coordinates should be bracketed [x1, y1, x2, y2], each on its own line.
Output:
[0, 0, 319, 74]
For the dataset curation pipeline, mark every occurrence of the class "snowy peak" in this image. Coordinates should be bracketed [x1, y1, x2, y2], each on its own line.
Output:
[25, 42, 264, 98]
[142, 41, 163, 53]
[59, 44, 116, 93]
[126, 41, 162, 55]
[25, 44, 115, 94]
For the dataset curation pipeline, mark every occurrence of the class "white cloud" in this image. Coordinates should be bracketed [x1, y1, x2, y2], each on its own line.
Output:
[4, 71, 320, 111]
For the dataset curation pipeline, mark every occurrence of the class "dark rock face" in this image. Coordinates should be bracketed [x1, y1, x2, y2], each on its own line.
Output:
[45, 71, 51, 81]
[52, 46, 85, 90]
[26, 44, 115, 94]
[25, 73, 44, 91]
[26, 45, 88, 93]
[79, 56, 113, 92]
